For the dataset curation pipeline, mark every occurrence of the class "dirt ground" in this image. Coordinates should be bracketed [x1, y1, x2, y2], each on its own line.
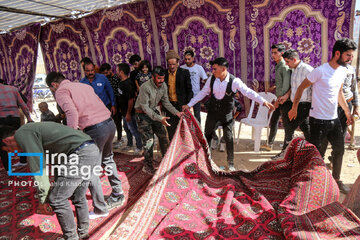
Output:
[35, 102, 359, 202]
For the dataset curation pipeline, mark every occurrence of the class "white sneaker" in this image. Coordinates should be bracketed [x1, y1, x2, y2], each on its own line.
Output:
[219, 143, 225, 152]
[211, 139, 219, 150]
[12, 162, 27, 167]
[113, 141, 122, 149]
[134, 148, 142, 155]
[89, 211, 109, 220]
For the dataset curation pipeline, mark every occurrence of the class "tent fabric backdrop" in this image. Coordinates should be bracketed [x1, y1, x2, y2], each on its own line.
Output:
[109, 111, 360, 239]
[0, 0, 354, 112]
[0, 24, 41, 111]
[39, 0, 155, 82]
[37, 0, 354, 116]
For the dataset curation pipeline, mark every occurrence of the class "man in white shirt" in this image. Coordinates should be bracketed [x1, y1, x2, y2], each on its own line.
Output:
[279, 49, 314, 146]
[180, 50, 208, 124]
[288, 38, 357, 193]
[183, 57, 274, 171]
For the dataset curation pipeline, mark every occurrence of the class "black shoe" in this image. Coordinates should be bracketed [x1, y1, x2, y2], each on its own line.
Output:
[142, 165, 156, 175]
[106, 194, 125, 210]
[336, 180, 350, 194]
[271, 151, 285, 160]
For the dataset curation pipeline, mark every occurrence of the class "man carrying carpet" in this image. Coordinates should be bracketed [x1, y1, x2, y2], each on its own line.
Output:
[183, 57, 274, 171]
[135, 66, 183, 175]
[0, 122, 99, 239]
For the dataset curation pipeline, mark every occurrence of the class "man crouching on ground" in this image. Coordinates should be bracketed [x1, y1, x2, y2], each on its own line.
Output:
[0, 122, 100, 240]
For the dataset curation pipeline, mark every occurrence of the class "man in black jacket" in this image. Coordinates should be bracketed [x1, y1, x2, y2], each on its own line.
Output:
[164, 50, 192, 140]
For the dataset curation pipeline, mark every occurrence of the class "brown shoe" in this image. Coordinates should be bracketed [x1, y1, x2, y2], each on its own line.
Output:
[260, 144, 272, 151]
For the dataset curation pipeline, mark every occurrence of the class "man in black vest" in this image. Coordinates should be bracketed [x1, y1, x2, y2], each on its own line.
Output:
[184, 58, 274, 171]
[164, 50, 193, 140]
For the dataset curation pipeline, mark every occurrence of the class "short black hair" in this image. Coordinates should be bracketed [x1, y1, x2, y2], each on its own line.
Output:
[138, 60, 152, 73]
[271, 44, 286, 53]
[80, 57, 93, 64]
[46, 72, 65, 87]
[129, 54, 141, 64]
[0, 125, 16, 148]
[117, 63, 130, 76]
[210, 57, 229, 68]
[184, 50, 194, 57]
[332, 38, 357, 57]
[99, 63, 111, 72]
[152, 66, 165, 77]
[283, 49, 299, 60]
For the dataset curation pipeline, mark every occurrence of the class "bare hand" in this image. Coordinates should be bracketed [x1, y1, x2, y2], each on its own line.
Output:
[288, 108, 297, 121]
[182, 105, 190, 111]
[176, 112, 184, 118]
[161, 116, 171, 126]
[353, 107, 359, 118]
[111, 106, 116, 116]
[263, 101, 274, 111]
[278, 95, 288, 105]
[36, 203, 54, 215]
[345, 112, 354, 125]
[125, 113, 131, 122]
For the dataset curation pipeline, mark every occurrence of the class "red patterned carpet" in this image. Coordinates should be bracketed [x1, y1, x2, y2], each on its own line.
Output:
[110, 111, 360, 239]
[0, 152, 152, 239]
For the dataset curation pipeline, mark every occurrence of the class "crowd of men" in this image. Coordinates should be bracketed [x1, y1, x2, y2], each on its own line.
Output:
[0, 37, 358, 239]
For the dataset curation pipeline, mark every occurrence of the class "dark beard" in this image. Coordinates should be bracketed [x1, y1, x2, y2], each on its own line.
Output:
[336, 58, 347, 67]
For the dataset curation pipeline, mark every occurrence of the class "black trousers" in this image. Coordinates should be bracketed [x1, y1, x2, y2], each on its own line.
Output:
[320, 102, 352, 167]
[283, 102, 311, 149]
[0, 116, 25, 171]
[204, 111, 234, 165]
[164, 101, 181, 141]
[113, 97, 123, 141]
[267, 101, 292, 149]
[309, 117, 344, 180]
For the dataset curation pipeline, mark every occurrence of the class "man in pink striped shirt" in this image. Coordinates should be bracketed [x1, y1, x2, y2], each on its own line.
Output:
[0, 80, 33, 171]
[46, 72, 125, 219]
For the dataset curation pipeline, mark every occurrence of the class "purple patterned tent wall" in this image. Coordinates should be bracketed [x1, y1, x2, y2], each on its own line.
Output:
[83, 2, 155, 75]
[2, 0, 353, 114]
[0, 24, 41, 111]
[245, 0, 353, 92]
[39, 1, 154, 81]
[154, 0, 241, 77]
[40, 18, 91, 81]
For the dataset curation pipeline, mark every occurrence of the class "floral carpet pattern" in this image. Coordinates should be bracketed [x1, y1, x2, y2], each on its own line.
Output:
[110, 111, 360, 239]
[0, 153, 151, 239]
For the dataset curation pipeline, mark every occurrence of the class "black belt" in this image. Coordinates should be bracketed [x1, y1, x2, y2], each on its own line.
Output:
[69, 140, 95, 155]
[84, 118, 112, 132]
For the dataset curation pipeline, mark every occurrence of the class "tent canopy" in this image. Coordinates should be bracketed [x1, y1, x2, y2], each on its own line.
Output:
[0, 0, 137, 33]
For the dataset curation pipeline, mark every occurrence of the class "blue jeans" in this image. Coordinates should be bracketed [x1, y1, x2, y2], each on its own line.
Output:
[123, 117, 133, 146]
[123, 114, 142, 149]
[48, 144, 99, 240]
[84, 119, 123, 214]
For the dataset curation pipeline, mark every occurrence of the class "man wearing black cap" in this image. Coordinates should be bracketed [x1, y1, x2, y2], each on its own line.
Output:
[184, 57, 274, 171]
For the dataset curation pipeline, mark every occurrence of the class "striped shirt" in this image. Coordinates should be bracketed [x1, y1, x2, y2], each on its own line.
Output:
[290, 61, 314, 103]
[0, 84, 31, 119]
[343, 65, 359, 106]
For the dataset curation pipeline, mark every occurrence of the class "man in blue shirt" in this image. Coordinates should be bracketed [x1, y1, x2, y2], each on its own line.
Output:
[80, 62, 116, 115]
